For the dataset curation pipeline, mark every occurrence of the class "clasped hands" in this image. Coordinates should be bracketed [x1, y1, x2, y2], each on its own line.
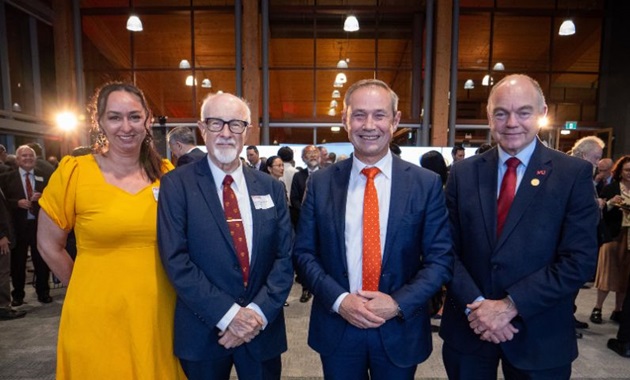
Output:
[218, 307, 263, 349]
[467, 297, 519, 344]
[338, 290, 398, 329]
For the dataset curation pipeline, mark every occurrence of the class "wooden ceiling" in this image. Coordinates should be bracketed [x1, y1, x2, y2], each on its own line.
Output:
[79, 1, 604, 144]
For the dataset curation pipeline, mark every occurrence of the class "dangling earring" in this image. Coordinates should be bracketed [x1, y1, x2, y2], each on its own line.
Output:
[96, 129, 108, 150]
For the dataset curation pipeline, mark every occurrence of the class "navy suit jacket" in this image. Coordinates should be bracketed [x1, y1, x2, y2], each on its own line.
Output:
[0, 169, 49, 231]
[440, 140, 599, 370]
[176, 147, 206, 167]
[157, 159, 293, 361]
[293, 155, 453, 367]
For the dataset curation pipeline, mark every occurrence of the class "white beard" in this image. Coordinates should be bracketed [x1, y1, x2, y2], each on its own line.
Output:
[212, 145, 238, 164]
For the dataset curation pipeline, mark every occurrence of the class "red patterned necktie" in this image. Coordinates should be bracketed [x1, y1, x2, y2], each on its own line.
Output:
[361, 167, 382, 291]
[24, 172, 33, 200]
[222, 175, 250, 286]
[497, 157, 520, 237]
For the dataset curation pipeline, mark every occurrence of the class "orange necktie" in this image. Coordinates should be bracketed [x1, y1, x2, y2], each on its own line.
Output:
[222, 175, 250, 286]
[497, 157, 520, 237]
[361, 167, 381, 291]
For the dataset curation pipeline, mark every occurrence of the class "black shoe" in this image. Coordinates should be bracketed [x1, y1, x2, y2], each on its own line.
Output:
[575, 330, 583, 339]
[575, 318, 589, 329]
[607, 338, 630, 358]
[0, 309, 27, 320]
[300, 290, 312, 303]
[37, 295, 53, 304]
[611, 310, 622, 323]
[10, 299, 23, 307]
[590, 308, 603, 324]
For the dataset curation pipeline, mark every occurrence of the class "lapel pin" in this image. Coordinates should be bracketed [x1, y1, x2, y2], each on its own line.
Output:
[531, 178, 540, 186]
[536, 170, 546, 175]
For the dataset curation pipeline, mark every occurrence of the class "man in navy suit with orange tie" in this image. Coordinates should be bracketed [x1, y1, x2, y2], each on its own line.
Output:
[294, 79, 453, 379]
[440, 74, 599, 378]
[158, 92, 293, 379]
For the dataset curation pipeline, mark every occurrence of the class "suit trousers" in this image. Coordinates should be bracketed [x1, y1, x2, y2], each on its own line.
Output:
[442, 341, 571, 380]
[618, 271, 630, 342]
[11, 220, 50, 300]
[180, 349, 281, 380]
[0, 247, 10, 309]
[320, 325, 417, 380]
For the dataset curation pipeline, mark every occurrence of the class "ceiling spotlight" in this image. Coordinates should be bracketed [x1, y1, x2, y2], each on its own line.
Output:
[330, 100, 338, 108]
[493, 62, 505, 71]
[126, 15, 143, 32]
[464, 79, 474, 90]
[201, 79, 212, 88]
[328, 108, 336, 116]
[336, 59, 348, 69]
[331, 126, 341, 132]
[335, 73, 347, 84]
[185, 75, 197, 87]
[332, 90, 341, 98]
[344, 15, 359, 32]
[179, 59, 191, 69]
[559, 20, 575, 36]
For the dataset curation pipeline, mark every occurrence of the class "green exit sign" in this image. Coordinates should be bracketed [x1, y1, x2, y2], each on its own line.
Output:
[565, 121, 578, 130]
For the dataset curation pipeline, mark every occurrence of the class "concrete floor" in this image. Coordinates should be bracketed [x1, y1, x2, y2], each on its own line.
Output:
[1, 280, 629, 379]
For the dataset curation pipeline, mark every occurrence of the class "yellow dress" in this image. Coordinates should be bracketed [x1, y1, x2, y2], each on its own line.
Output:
[39, 155, 186, 380]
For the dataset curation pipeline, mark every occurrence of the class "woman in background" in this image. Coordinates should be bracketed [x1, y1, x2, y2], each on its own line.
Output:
[37, 82, 185, 379]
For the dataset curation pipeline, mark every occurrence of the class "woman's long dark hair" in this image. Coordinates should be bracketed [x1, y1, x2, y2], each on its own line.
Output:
[89, 82, 163, 182]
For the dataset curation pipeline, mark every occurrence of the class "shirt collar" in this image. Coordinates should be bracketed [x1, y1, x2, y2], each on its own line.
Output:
[207, 156, 246, 192]
[497, 138, 537, 168]
[351, 150, 393, 180]
[18, 167, 31, 176]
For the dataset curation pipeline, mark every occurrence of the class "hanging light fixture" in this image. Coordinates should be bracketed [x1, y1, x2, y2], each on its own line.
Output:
[464, 79, 474, 90]
[344, 15, 359, 32]
[335, 73, 347, 84]
[333, 80, 344, 88]
[185, 75, 197, 87]
[330, 100, 338, 108]
[337, 59, 348, 69]
[126, 15, 143, 32]
[328, 108, 336, 116]
[482, 75, 493, 86]
[492, 62, 505, 71]
[331, 126, 341, 132]
[558, 19, 576, 36]
[179, 59, 191, 69]
[332, 90, 341, 98]
[201, 79, 212, 88]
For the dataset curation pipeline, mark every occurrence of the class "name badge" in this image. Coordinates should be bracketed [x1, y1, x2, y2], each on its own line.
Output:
[251, 194, 274, 210]
[34, 176, 44, 182]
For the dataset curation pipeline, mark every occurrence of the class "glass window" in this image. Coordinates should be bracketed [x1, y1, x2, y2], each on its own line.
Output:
[136, 71, 194, 118]
[82, 15, 131, 70]
[493, 15, 551, 72]
[134, 13, 192, 69]
[269, 70, 314, 119]
[6, 4, 34, 114]
[458, 14, 491, 70]
[194, 11, 236, 68]
[552, 16, 601, 73]
[38, 20, 57, 120]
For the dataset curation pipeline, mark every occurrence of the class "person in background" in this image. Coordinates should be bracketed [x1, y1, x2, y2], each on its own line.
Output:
[294, 79, 453, 378]
[318, 146, 330, 168]
[266, 155, 285, 182]
[596, 158, 614, 196]
[37, 82, 185, 379]
[420, 150, 448, 186]
[158, 92, 292, 379]
[389, 142, 402, 157]
[47, 156, 59, 168]
[246, 145, 265, 171]
[441, 74, 598, 379]
[167, 126, 206, 167]
[278, 146, 297, 202]
[0, 186, 26, 320]
[476, 143, 493, 155]
[27, 142, 55, 177]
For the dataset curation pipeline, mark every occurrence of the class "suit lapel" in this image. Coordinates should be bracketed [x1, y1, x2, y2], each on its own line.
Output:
[496, 142, 552, 249]
[477, 151, 499, 250]
[243, 167, 263, 269]
[332, 159, 352, 270]
[194, 160, 235, 255]
[383, 156, 409, 267]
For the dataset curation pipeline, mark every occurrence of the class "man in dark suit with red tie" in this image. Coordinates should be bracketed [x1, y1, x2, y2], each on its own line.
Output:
[0, 145, 51, 306]
[440, 74, 599, 378]
[293, 79, 453, 378]
[158, 92, 293, 379]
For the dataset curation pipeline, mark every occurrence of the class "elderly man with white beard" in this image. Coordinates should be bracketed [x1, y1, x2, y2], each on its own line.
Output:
[157, 92, 293, 380]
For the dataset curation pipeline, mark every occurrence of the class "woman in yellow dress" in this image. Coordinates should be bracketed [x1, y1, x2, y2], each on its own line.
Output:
[37, 82, 185, 379]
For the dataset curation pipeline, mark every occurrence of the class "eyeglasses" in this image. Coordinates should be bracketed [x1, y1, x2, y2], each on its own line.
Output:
[203, 117, 249, 134]
[271, 164, 284, 168]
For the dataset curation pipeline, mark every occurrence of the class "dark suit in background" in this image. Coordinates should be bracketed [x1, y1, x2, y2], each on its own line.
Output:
[176, 147, 206, 167]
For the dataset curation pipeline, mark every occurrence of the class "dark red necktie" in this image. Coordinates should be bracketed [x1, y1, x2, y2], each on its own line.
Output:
[24, 172, 33, 200]
[497, 157, 520, 237]
[222, 175, 250, 286]
[361, 167, 381, 291]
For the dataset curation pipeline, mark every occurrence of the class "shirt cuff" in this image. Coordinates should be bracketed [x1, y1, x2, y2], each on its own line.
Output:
[216, 303, 241, 332]
[465, 296, 485, 316]
[247, 303, 268, 329]
[332, 292, 350, 313]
